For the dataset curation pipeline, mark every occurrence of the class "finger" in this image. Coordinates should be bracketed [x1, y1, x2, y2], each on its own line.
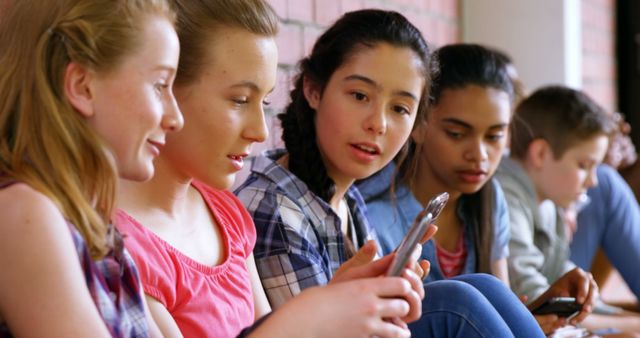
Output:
[419, 224, 438, 244]
[402, 268, 425, 299]
[332, 253, 395, 283]
[377, 297, 411, 319]
[370, 277, 413, 298]
[345, 240, 378, 269]
[519, 294, 528, 304]
[407, 243, 423, 270]
[572, 275, 598, 324]
[371, 319, 411, 338]
[573, 270, 589, 305]
[418, 260, 430, 281]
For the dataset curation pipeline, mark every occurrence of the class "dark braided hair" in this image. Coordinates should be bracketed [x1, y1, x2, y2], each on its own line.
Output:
[279, 9, 432, 202]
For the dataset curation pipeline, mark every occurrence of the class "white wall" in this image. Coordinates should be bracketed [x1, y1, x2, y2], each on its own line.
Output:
[462, 0, 582, 92]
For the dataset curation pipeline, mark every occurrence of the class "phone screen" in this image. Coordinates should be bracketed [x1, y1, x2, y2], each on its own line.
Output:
[386, 192, 449, 276]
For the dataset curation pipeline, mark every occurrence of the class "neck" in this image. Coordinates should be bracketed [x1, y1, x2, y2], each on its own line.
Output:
[117, 154, 193, 219]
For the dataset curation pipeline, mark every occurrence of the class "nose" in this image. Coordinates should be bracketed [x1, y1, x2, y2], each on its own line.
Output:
[463, 139, 488, 162]
[584, 167, 599, 188]
[242, 105, 269, 143]
[162, 95, 184, 133]
[364, 104, 387, 135]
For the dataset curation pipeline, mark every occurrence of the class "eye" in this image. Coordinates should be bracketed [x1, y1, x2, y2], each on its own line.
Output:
[232, 97, 249, 106]
[445, 130, 464, 139]
[486, 133, 505, 142]
[154, 82, 169, 94]
[262, 96, 272, 107]
[351, 91, 368, 102]
[391, 105, 411, 115]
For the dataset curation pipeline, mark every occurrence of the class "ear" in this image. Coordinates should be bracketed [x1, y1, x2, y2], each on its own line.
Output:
[64, 62, 96, 118]
[526, 138, 550, 169]
[302, 75, 321, 110]
[411, 119, 428, 144]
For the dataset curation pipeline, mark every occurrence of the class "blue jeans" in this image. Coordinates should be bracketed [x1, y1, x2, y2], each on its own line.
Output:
[410, 274, 544, 338]
[573, 165, 640, 299]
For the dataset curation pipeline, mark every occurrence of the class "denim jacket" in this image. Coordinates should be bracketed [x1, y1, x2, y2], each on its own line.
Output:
[357, 163, 510, 283]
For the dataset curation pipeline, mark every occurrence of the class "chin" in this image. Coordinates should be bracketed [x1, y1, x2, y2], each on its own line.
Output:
[122, 167, 154, 182]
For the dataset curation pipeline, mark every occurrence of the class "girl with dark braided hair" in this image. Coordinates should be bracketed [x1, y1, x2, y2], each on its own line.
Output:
[236, 9, 544, 337]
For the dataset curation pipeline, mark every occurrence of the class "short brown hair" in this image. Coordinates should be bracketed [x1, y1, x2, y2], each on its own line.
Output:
[510, 85, 615, 160]
[170, 0, 279, 86]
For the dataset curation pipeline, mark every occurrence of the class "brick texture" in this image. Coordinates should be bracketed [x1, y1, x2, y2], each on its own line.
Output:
[581, 0, 617, 112]
[265, 0, 460, 112]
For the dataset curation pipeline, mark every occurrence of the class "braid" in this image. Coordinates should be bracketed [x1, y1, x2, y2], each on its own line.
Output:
[279, 68, 335, 201]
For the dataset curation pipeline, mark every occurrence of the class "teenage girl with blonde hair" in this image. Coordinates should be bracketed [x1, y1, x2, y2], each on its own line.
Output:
[0, 0, 183, 336]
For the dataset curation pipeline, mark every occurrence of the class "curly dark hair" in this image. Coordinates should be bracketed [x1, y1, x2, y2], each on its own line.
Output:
[279, 9, 432, 202]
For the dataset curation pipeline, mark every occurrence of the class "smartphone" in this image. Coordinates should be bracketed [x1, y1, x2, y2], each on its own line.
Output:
[531, 297, 583, 318]
[386, 192, 449, 276]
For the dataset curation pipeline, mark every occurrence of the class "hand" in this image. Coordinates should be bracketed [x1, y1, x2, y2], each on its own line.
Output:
[529, 267, 598, 325]
[329, 246, 430, 323]
[533, 314, 566, 335]
[253, 279, 416, 338]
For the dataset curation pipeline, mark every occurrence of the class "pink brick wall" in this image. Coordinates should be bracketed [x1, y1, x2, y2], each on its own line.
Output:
[582, 0, 617, 112]
[261, 0, 460, 151]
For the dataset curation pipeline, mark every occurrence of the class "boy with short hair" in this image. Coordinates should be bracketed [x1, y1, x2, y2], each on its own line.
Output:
[495, 85, 640, 331]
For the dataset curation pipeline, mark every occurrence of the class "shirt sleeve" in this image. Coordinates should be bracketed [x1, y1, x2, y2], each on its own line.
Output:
[491, 180, 511, 261]
[235, 186, 329, 309]
[114, 210, 175, 309]
[501, 187, 552, 301]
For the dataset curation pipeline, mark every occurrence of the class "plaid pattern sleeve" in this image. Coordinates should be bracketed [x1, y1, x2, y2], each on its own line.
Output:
[236, 183, 331, 309]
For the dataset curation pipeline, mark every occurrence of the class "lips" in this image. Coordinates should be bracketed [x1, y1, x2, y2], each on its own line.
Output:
[147, 139, 165, 156]
[350, 142, 381, 155]
[228, 153, 248, 171]
[457, 169, 488, 184]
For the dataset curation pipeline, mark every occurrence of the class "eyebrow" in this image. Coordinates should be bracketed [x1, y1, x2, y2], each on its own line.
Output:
[230, 81, 275, 94]
[441, 117, 508, 130]
[343, 74, 418, 101]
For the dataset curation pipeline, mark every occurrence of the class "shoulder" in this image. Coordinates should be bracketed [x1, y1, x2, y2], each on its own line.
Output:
[0, 183, 69, 236]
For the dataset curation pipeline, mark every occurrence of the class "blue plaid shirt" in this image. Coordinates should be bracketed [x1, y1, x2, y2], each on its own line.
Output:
[234, 149, 378, 308]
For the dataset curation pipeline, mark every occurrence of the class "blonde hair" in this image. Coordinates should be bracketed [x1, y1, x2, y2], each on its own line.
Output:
[170, 0, 280, 86]
[0, 0, 174, 259]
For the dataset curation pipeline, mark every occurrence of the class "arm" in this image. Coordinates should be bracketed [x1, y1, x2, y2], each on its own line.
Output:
[240, 190, 330, 308]
[246, 278, 415, 338]
[502, 189, 552, 300]
[146, 295, 183, 338]
[0, 184, 111, 337]
[491, 258, 510, 286]
[141, 286, 164, 338]
[247, 253, 271, 319]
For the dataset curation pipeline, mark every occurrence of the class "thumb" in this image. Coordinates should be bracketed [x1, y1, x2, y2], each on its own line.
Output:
[347, 240, 378, 267]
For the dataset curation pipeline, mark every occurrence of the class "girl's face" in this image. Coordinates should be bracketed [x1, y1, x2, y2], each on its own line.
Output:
[88, 16, 182, 181]
[414, 85, 511, 195]
[168, 27, 277, 189]
[308, 43, 424, 185]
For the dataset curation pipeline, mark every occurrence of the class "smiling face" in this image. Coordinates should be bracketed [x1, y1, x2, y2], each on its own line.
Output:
[535, 134, 609, 208]
[167, 27, 277, 189]
[307, 42, 425, 186]
[414, 85, 511, 196]
[88, 16, 182, 181]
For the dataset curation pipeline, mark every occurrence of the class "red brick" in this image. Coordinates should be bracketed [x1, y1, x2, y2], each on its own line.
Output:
[289, 0, 314, 22]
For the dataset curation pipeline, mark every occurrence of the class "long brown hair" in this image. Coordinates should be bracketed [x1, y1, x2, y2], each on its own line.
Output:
[399, 44, 515, 274]
[0, 0, 174, 259]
